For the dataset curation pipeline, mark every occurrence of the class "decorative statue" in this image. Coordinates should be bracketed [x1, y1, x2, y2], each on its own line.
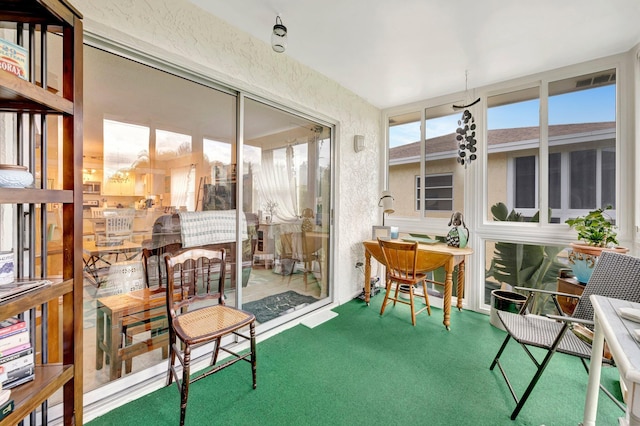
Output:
[446, 211, 469, 248]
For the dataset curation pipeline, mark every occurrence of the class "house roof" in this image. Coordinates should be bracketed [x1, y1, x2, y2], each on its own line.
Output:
[389, 122, 616, 161]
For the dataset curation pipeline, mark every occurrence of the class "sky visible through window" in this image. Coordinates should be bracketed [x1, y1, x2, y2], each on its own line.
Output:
[389, 85, 615, 148]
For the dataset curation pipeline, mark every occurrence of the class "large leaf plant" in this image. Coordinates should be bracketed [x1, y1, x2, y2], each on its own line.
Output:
[487, 202, 566, 314]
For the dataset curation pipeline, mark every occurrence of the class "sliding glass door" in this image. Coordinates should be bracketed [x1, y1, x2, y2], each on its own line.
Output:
[240, 98, 331, 325]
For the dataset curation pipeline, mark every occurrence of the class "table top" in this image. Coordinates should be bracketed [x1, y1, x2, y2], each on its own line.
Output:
[83, 240, 142, 255]
[591, 295, 640, 384]
[363, 239, 473, 272]
[97, 287, 174, 315]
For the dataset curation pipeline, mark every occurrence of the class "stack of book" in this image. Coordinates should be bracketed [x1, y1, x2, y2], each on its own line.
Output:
[0, 318, 34, 390]
[0, 366, 13, 420]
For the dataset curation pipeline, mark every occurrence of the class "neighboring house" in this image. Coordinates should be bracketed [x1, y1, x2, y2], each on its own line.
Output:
[388, 121, 615, 223]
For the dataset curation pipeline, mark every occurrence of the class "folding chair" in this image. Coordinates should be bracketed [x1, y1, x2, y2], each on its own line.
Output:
[489, 251, 640, 420]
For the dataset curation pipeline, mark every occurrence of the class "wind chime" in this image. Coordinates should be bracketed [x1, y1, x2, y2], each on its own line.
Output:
[453, 71, 480, 168]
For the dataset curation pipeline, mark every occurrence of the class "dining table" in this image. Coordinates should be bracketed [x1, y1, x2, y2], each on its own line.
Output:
[83, 240, 143, 287]
[362, 238, 473, 330]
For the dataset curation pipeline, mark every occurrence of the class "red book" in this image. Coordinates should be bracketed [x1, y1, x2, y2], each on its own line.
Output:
[0, 318, 26, 337]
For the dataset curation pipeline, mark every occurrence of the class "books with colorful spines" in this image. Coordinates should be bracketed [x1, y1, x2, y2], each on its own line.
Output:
[2, 363, 34, 389]
[0, 398, 13, 420]
[0, 318, 26, 338]
[0, 346, 33, 373]
[0, 342, 30, 358]
[0, 329, 29, 353]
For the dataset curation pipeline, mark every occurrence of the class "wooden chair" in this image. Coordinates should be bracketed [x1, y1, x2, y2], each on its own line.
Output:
[164, 248, 256, 426]
[489, 251, 640, 420]
[378, 238, 431, 326]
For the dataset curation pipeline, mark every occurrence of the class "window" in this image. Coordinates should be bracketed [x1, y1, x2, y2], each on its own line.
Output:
[415, 174, 453, 211]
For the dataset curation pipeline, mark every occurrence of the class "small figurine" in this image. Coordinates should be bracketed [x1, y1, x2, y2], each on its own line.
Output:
[446, 211, 469, 248]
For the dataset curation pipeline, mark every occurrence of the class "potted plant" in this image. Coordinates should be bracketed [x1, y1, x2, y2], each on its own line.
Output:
[565, 205, 628, 283]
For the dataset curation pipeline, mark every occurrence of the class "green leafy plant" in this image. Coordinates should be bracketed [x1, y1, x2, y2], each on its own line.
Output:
[565, 205, 618, 248]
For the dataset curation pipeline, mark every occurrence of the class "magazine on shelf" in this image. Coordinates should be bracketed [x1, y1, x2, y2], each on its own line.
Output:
[0, 318, 26, 337]
[2, 363, 34, 389]
[0, 280, 51, 303]
[0, 330, 29, 352]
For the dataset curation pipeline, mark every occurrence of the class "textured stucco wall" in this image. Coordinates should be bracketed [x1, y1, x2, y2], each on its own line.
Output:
[73, 0, 381, 302]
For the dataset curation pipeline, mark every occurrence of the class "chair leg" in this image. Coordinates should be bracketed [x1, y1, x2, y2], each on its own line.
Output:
[166, 332, 177, 386]
[179, 344, 191, 426]
[210, 337, 222, 366]
[379, 279, 393, 315]
[250, 322, 257, 389]
[509, 347, 557, 420]
[421, 281, 431, 315]
[409, 286, 416, 326]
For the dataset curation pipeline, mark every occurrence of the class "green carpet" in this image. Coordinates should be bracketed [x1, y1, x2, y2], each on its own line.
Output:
[87, 295, 624, 426]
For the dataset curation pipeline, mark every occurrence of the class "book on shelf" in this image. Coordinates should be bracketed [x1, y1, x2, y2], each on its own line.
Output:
[0, 329, 29, 353]
[3, 363, 34, 389]
[0, 318, 26, 337]
[0, 37, 28, 81]
[0, 279, 51, 303]
[0, 342, 30, 358]
[0, 347, 33, 373]
[0, 398, 13, 420]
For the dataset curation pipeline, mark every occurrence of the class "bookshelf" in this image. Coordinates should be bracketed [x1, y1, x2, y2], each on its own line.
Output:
[0, 0, 83, 424]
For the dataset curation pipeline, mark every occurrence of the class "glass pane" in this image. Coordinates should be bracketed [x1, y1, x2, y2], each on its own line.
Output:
[548, 69, 616, 222]
[484, 239, 569, 315]
[388, 111, 421, 217]
[83, 45, 236, 391]
[487, 87, 540, 222]
[242, 98, 331, 324]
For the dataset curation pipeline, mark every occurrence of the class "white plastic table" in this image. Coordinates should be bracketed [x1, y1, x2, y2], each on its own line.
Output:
[584, 295, 640, 426]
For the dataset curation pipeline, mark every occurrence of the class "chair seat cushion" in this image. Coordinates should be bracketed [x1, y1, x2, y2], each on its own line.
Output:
[174, 305, 254, 342]
[497, 311, 598, 360]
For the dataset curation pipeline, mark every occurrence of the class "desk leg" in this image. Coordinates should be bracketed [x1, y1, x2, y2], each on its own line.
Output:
[456, 260, 465, 311]
[109, 313, 123, 380]
[443, 258, 454, 330]
[364, 251, 372, 305]
[95, 307, 105, 370]
[583, 315, 604, 426]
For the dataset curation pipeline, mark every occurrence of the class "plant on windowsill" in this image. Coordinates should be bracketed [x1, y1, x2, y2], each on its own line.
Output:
[565, 205, 628, 283]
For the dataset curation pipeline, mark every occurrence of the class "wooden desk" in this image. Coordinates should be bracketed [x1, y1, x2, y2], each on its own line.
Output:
[584, 295, 640, 426]
[95, 287, 178, 380]
[362, 240, 473, 330]
[83, 240, 142, 287]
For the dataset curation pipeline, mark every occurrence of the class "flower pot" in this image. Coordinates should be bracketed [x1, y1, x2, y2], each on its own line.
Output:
[490, 290, 527, 331]
[568, 242, 629, 284]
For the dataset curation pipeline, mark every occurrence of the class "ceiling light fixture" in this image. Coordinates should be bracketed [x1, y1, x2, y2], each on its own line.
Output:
[271, 16, 287, 53]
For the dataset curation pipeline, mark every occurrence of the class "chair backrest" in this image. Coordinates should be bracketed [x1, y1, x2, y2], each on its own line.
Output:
[164, 248, 226, 318]
[141, 243, 182, 288]
[572, 251, 640, 324]
[105, 214, 134, 238]
[377, 238, 420, 283]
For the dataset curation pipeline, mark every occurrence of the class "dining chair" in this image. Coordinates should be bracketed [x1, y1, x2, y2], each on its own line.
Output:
[378, 238, 431, 326]
[164, 247, 256, 426]
[489, 251, 640, 420]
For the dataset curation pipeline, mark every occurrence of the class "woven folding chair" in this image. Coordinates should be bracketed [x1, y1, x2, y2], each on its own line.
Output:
[489, 251, 640, 420]
[164, 248, 256, 426]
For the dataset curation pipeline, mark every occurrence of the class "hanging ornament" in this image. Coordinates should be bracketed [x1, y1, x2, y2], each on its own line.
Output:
[453, 71, 480, 169]
[456, 109, 477, 167]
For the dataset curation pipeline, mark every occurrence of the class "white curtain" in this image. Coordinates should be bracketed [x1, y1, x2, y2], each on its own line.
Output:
[256, 145, 299, 224]
[171, 164, 196, 211]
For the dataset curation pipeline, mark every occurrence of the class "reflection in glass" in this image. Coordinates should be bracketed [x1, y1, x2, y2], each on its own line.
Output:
[81, 45, 332, 395]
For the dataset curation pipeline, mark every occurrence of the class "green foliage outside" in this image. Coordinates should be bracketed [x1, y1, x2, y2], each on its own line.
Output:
[487, 202, 567, 314]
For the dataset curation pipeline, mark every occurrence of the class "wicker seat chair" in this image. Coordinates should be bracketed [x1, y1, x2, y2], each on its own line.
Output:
[164, 248, 256, 426]
[489, 251, 640, 420]
[378, 238, 431, 326]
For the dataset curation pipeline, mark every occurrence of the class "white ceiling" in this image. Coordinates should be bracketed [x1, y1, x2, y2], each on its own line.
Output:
[187, 0, 640, 109]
